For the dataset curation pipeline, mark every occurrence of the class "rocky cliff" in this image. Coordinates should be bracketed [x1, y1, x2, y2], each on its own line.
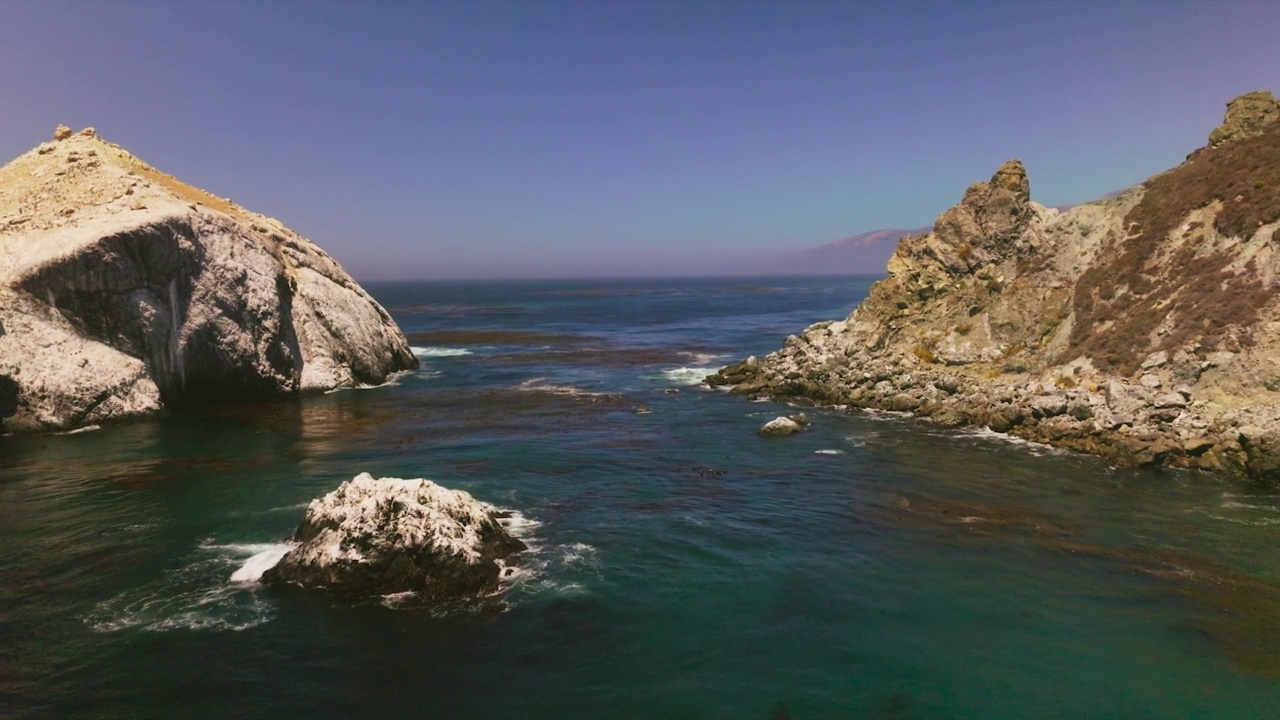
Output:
[710, 91, 1280, 480]
[0, 126, 418, 432]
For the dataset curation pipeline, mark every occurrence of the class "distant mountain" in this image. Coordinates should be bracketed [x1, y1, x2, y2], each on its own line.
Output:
[773, 227, 929, 276]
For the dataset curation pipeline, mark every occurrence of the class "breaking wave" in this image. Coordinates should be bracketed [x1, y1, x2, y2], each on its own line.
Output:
[660, 367, 718, 386]
[229, 544, 294, 584]
[323, 370, 413, 394]
[85, 541, 286, 633]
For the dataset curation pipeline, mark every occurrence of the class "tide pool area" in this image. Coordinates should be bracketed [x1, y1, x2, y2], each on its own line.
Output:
[3, 277, 1279, 719]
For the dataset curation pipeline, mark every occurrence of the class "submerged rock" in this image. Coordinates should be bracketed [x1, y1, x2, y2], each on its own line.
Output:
[263, 473, 527, 600]
[0, 127, 418, 432]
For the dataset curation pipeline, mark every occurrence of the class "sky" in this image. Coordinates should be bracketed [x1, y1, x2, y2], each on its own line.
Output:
[2, 1, 1278, 280]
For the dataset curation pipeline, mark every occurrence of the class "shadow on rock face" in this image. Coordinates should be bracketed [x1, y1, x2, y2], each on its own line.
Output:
[0, 375, 18, 425]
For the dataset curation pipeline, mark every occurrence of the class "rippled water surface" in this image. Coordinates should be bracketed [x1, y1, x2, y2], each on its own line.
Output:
[3, 277, 1279, 719]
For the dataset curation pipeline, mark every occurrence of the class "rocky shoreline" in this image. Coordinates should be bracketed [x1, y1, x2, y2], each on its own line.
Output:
[711, 337, 1268, 476]
[710, 92, 1280, 481]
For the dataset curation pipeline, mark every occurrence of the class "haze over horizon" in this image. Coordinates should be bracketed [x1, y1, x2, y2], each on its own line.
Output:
[3, 0, 1279, 280]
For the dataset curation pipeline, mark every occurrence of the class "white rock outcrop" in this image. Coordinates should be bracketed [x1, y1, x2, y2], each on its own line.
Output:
[0, 128, 417, 431]
[262, 473, 527, 600]
[759, 414, 808, 437]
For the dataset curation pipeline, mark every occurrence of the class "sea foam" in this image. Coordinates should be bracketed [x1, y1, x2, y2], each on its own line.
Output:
[411, 346, 473, 358]
[660, 367, 718, 386]
[86, 541, 286, 633]
[230, 544, 294, 584]
[323, 370, 412, 394]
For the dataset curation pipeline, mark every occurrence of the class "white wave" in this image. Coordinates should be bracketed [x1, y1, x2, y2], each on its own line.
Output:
[57, 424, 102, 435]
[951, 426, 1068, 456]
[411, 346, 473, 358]
[323, 370, 412, 395]
[85, 542, 282, 633]
[230, 544, 294, 584]
[504, 539, 600, 600]
[557, 542, 599, 568]
[514, 378, 612, 398]
[380, 590, 419, 609]
[1220, 500, 1280, 511]
[814, 449, 845, 455]
[660, 367, 719, 386]
[1205, 514, 1280, 526]
[859, 408, 914, 420]
[198, 540, 287, 555]
[496, 510, 543, 536]
[677, 352, 726, 365]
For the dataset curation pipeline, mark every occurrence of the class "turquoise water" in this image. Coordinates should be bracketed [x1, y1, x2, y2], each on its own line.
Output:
[2, 277, 1279, 719]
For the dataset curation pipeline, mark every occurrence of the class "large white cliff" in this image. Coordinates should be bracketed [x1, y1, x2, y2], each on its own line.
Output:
[0, 126, 417, 431]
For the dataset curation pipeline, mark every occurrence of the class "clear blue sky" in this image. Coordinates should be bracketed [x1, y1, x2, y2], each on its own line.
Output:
[2, 1, 1277, 279]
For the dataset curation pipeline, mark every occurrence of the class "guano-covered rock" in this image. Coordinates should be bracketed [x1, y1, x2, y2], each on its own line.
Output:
[263, 473, 527, 600]
[0, 128, 418, 432]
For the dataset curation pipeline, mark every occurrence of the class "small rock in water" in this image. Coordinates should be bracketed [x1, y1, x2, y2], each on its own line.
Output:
[631, 405, 652, 415]
[760, 416, 804, 437]
[262, 473, 527, 601]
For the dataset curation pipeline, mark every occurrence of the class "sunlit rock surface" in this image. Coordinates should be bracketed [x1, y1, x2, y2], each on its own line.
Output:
[711, 91, 1280, 480]
[263, 473, 527, 600]
[0, 127, 417, 432]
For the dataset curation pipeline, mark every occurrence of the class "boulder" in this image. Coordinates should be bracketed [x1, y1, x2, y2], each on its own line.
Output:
[1029, 394, 1068, 418]
[263, 473, 527, 600]
[0, 128, 418, 432]
[759, 416, 804, 437]
[1140, 351, 1168, 370]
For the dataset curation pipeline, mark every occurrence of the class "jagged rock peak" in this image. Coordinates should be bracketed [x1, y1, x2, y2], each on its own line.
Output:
[990, 159, 1029, 198]
[1208, 90, 1279, 148]
[52, 124, 72, 141]
[932, 158, 1031, 256]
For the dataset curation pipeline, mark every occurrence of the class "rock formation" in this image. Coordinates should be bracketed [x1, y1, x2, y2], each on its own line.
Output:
[262, 473, 527, 600]
[0, 127, 418, 432]
[759, 413, 809, 437]
[710, 91, 1280, 480]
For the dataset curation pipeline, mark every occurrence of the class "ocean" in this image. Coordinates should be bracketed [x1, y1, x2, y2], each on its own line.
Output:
[2, 276, 1278, 719]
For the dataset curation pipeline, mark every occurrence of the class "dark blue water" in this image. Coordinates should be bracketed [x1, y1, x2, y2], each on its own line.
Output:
[3, 277, 1279, 719]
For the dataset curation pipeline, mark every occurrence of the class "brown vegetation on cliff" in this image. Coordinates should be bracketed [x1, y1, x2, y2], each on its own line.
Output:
[1066, 118, 1280, 373]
